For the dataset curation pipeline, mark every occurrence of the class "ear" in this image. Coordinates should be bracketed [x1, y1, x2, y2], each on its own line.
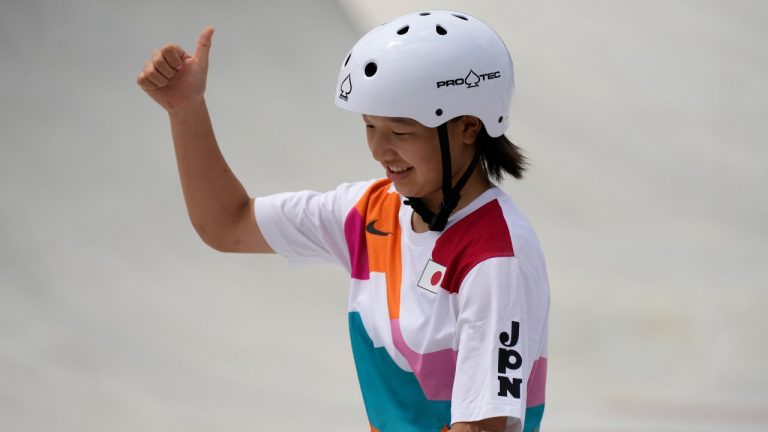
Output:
[459, 115, 483, 145]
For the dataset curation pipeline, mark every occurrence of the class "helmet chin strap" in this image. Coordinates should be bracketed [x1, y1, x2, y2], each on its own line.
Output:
[404, 122, 480, 232]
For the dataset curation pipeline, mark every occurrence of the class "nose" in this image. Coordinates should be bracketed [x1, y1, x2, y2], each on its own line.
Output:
[367, 129, 396, 162]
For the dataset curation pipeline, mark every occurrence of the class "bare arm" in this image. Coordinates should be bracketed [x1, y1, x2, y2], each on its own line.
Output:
[168, 99, 271, 253]
[137, 27, 272, 253]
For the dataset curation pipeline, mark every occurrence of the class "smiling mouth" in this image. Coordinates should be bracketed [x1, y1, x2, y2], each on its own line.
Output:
[387, 166, 413, 174]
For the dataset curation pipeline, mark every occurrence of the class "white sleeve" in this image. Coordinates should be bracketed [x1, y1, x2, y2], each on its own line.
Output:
[451, 256, 542, 432]
[254, 180, 376, 268]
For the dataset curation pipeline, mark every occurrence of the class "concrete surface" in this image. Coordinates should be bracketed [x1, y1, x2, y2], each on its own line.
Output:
[1, 0, 766, 431]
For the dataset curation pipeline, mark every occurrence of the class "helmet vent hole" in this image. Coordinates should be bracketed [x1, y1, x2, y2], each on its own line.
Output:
[498, 116, 504, 123]
[419, 12, 431, 16]
[436, 25, 447, 35]
[435, 109, 443, 116]
[364, 62, 378, 77]
[397, 25, 409, 35]
[453, 14, 468, 21]
[344, 53, 351, 67]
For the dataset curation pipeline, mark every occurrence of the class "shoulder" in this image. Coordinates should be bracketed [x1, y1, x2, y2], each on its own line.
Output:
[346, 178, 399, 222]
[434, 189, 546, 295]
[433, 193, 514, 294]
[329, 178, 386, 203]
[350, 178, 396, 209]
[493, 192, 548, 285]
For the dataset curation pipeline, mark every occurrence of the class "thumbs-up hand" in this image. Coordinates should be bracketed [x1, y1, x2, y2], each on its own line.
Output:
[137, 27, 215, 113]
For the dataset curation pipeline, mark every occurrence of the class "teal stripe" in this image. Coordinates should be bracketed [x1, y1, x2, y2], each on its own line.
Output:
[349, 312, 451, 432]
[523, 404, 545, 432]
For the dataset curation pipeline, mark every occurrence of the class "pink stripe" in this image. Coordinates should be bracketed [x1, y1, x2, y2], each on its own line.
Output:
[526, 357, 547, 407]
[390, 319, 457, 401]
[344, 208, 369, 280]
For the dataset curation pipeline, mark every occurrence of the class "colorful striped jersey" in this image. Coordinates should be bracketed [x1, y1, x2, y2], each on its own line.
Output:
[255, 179, 549, 432]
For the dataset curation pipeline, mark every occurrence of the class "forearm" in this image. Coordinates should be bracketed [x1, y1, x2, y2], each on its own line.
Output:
[169, 98, 250, 249]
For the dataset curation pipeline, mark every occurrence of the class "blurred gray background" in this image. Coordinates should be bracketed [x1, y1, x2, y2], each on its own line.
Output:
[1, 0, 766, 431]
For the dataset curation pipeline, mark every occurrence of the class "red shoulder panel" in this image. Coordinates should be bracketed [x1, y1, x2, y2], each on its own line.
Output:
[431, 199, 514, 294]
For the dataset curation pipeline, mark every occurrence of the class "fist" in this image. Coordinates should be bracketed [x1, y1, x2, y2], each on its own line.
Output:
[137, 27, 215, 113]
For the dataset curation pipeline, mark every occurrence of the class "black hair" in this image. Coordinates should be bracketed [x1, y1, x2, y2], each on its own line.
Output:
[476, 126, 528, 183]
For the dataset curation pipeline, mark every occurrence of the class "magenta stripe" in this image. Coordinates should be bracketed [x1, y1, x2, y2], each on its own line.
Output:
[344, 208, 369, 280]
[390, 319, 457, 401]
[526, 357, 547, 407]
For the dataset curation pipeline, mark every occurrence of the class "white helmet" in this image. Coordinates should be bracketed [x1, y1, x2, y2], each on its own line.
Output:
[334, 10, 514, 137]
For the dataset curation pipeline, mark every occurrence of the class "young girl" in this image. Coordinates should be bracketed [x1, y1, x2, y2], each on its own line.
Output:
[137, 10, 549, 432]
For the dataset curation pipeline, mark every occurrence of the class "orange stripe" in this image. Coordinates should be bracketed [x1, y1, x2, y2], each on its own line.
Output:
[354, 180, 403, 319]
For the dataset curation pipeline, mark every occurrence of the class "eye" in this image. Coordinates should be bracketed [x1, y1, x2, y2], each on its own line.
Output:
[392, 131, 410, 136]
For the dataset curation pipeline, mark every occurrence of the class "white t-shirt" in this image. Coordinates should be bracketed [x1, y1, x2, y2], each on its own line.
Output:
[255, 179, 549, 432]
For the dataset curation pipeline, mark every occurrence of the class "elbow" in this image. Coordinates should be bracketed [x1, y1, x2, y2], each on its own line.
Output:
[188, 200, 263, 253]
[200, 235, 231, 253]
[192, 221, 232, 252]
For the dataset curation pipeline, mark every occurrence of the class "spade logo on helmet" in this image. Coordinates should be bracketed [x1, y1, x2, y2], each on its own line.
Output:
[465, 70, 481, 88]
[436, 69, 501, 89]
[339, 74, 352, 101]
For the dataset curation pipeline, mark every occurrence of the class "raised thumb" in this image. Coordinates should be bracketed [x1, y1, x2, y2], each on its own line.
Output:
[194, 26, 215, 65]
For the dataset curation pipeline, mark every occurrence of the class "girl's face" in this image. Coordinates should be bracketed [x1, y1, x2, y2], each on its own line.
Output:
[363, 114, 482, 208]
